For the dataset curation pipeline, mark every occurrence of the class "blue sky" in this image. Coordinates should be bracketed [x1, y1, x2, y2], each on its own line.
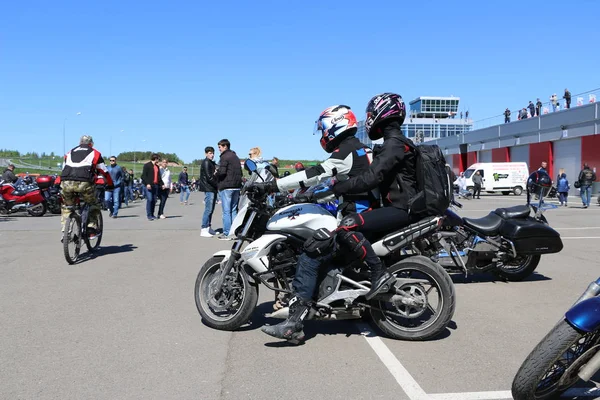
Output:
[1, 0, 599, 163]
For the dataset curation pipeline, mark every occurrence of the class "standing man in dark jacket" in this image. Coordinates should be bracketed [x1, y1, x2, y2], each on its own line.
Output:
[578, 163, 597, 208]
[504, 108, 511, 123]
[141, 153, 164, 221]
[472, 170, 483, 199]
[216, 139, 242, 239]
[199, 146, 218, 237]
[178, 166, 191, 205]
[269, 157, 280, 178]
[536, 98, 543, 116]
[528, 101, 535, 118]
[2, 164, 17, 183]
[564, 88, 572, 109]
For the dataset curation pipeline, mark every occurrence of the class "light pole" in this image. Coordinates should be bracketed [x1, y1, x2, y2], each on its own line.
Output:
[134, 139, 146, 175]
[63, 112, 82, 156]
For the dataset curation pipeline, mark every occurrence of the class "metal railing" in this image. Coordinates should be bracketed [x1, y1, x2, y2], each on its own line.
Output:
[470, 87, 600, 130]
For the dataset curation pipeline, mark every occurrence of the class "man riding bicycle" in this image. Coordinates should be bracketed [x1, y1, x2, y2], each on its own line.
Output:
[59, 135, 114, 240]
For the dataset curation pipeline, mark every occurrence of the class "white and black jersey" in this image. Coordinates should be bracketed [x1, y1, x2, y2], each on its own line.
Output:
[277, 136, 377, 214]
[61, 145, 113, 185]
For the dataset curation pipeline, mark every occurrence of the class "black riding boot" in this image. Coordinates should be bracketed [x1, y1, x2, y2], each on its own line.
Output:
[365, 262, 396, 300]
[261, 296, 311, 343]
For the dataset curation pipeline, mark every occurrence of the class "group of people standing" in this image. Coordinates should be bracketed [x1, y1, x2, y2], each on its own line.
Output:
[139, 155, 195, 220]
[554, 164, 597, 208]
[504, 89, 572, 123]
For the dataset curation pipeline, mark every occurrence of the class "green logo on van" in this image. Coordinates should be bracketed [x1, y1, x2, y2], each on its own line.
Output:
[493, 173, 509, 182]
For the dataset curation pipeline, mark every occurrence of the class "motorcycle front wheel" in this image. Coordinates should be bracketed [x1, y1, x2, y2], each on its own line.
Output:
[63, 215, 82, 264]
[369, 255, 455, 341]
[512, 319, 600, 400]
[194, 256, 258, 331]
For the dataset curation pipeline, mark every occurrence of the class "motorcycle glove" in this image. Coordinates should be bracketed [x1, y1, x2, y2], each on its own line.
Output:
[252, 181, 278, 194]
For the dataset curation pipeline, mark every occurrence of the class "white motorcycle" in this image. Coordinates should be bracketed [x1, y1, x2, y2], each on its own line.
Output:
[194, 160, 456, 341]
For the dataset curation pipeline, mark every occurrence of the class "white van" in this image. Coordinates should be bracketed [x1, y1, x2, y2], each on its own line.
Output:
[463, 162, 529, 195]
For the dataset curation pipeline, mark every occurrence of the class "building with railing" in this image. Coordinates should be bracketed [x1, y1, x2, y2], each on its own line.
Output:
[429, 101, 600, 196]
[357, 96, 472, 147]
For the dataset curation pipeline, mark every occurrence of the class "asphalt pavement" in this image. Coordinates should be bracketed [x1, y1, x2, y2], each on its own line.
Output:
[1, 192, 600, 400]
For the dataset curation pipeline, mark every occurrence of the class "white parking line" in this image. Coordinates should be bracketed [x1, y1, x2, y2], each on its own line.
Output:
[562, 237, 600, 239]
[359, 322, 600, 400]
[358, 323, 429, 400]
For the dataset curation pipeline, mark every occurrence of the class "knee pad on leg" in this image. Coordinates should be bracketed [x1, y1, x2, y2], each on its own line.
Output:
[336, 230, 367, 261]
[337, 213, 365, 231]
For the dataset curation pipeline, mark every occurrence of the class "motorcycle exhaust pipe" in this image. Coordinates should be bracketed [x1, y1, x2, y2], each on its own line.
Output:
[578, 349, 600, 381]
[266, 307, 289, 319]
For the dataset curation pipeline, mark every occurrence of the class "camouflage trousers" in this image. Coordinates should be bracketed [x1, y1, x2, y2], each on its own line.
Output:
[60, 180, 100, 231]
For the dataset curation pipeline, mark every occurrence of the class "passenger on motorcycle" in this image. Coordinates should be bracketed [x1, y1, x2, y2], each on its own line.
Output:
[59, 135, 114, 238]
[257, 93, 418, 343]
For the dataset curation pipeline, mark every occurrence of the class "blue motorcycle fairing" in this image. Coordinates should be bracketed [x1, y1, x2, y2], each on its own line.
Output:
[444, 208, 463, 227]
[566, 297, 600, 332]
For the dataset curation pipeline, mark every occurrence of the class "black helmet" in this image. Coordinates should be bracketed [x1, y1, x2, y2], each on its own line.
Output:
[365, 93, 406, 140]
[527, 170, 552, 198]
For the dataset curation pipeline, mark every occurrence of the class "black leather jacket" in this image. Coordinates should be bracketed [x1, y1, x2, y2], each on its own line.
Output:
[199, 158, 218, 192]
[333, 121, 417, 210]
[578, 168, 597, 186]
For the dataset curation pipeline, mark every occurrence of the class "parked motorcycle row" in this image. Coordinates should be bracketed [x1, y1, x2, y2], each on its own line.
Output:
[192, 160, 600, 398]
[0, 174, 61, 216]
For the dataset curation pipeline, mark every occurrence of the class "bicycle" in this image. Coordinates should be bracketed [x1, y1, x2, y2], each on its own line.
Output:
[62, 193, 104, 264]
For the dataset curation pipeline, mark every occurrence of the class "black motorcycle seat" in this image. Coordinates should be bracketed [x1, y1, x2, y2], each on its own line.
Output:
[493, 205, 530, 219]
[463, 213, 504, 236]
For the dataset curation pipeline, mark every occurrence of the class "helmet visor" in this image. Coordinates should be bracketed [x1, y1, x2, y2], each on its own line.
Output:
[313, 118, 325, 136]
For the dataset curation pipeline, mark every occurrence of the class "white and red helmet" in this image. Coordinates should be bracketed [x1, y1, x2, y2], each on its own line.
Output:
[314, 105, 358, 153]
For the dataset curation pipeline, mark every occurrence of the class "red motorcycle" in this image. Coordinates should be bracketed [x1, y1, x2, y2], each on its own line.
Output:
[0, 179, 47, 216]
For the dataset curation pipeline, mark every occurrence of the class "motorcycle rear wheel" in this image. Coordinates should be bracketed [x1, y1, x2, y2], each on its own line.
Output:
[512, 319, 600, 400]
[27, 202, 47, 217]
[63, 215, 82, 265]
[494, 254, 541, 281]
[195, 256, 258, 331]
[369, 255, 455, 341]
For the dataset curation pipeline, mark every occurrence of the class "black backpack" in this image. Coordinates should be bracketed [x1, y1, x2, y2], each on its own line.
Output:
[408, 143, 452, 217]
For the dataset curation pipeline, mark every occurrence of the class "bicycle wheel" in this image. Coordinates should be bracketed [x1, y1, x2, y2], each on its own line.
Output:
[63, 215, 82, 264]
[84, 209, 103, 252]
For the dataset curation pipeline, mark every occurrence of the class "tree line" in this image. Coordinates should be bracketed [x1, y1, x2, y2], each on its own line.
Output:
[115, 151, 183, 165]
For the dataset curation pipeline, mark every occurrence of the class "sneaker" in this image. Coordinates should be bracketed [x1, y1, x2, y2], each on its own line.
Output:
[109, 212, 113, 218]
[159, 215, 166, 219]
[148, 216, 156, 221]
[208, 227, 217, 235]
[112, 215, 118, 219]
[217, 233, 231, 241]
[200, 228, 214, 237]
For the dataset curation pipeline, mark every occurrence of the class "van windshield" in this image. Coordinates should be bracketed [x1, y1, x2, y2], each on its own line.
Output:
[464, 169, 475, 178]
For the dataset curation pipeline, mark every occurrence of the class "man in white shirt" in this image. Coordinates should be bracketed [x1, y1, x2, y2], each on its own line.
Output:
[158, 159, 172, 219]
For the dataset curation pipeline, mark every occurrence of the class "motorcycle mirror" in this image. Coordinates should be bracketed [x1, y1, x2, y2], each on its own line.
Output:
[244, 159, 257, 173]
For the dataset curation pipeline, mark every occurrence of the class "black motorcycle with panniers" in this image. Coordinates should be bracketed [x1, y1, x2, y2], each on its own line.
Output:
[422, 170, 563, 281]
